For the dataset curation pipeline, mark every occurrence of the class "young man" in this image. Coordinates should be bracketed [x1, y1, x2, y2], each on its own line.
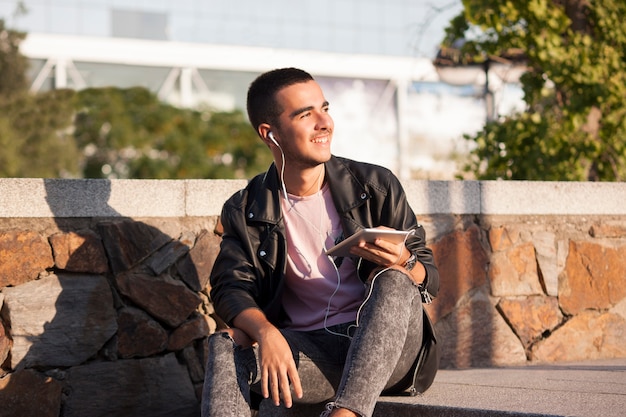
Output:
[202, 68, 439, 417]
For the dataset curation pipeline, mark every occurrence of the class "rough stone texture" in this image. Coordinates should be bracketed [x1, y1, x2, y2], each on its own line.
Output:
[0, 315, 11, 369]
[532, 231, 559, 296]
[589, 221, 626, 238]
[116, 270, 202, 328]
[177, 229, 221, 292]
[0, 230, 54, 287]
[49, 230, 109, 273]
[435, 288, 527, 368]
[613, 297, 626, 320]
[497, 296, 563, 349]
[560, 241, 626, 315]
[145, 239, 190, 276]
[167, 313, 212, 351]
[117, 306, 168, 358]
[181, 344, 206, 384]
[531, 311, 626, 362]
[488, 225, 519, 252]
[0, 369, 62, 417]
[489, 242, 544, 297]
[1, 273, 117, 369]
[63, 354, 199, 417]
[98, 220, 172, 274]
[428, 226, 489, 322]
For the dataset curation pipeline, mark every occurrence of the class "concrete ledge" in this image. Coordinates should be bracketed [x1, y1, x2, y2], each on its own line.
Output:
[258, 359, 626, 417]
[373, 358, 626, 417]
[1, 178, 625, 218]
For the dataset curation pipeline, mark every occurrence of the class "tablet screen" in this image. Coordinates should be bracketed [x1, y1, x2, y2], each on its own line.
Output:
[325, 228, 411, 257]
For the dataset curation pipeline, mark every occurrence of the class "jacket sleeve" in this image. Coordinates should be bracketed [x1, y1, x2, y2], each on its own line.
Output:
[209, 194, 263, 327]
[387, 174, 440, 300]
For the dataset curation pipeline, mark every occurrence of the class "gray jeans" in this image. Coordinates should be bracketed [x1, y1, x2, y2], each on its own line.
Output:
[202, 269, 424, 417]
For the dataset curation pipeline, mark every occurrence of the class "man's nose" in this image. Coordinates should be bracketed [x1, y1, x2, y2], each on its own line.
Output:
[316, 112, 333, 130]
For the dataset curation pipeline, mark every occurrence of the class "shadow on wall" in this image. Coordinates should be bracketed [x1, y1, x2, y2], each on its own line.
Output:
[425, 181, 493, 369]
[0, 179, 216, 417]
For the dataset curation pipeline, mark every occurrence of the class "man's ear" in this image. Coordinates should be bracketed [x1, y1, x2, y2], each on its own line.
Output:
[258, 124, 273, 146]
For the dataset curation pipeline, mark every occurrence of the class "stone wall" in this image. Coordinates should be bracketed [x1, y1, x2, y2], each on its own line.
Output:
[1, 179, 625, 416]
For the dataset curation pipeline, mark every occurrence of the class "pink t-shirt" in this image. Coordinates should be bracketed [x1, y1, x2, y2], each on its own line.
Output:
[280, 184, 365, 330]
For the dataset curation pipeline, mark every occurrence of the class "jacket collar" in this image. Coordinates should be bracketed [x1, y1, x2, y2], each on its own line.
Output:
[246, 155, 370, 225]
[246, 163, 283, 225]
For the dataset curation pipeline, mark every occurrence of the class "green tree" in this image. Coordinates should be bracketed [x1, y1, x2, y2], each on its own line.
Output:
[442, 0, 626, 181]
[0, 16, 271, 179]
[73, 87, 272, 179]
[0, 18, 28, 98]
[0, 89, 79, 177]
[0, 18, 80, 178]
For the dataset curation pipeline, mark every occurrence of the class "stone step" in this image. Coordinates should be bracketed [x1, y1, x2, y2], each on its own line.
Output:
[258, 358, 626, 417]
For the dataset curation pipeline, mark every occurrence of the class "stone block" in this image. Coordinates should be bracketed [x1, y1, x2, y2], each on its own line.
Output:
[497, 296, 563, 348]
[49, 229, 109, 273]
[560, 241, 626, 315]
[435, 289, 526, 368]
[0, 369, 62, 417]
[2, 273, 117, 369]
[0, 316, 11, 368]
[0, 230, 54, 287]
[98, 220, 172, 274]
[532, 311, 626, 362]
[64, 354, 199, 417]
[116, 270, 202, 328]
[167, 314, 211, 351]
[117, 306, 168, 359]
[428, 226, 489, 322]
[532, 231, 559, 296]
[489, 242, 543, 297]
[177, 229, 221, 291]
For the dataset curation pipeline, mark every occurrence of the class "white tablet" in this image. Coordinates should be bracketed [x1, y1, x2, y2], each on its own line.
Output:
[325, 228, 411, 257]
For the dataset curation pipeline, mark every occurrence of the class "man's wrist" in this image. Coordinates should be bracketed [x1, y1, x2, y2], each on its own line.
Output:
[402, 252, 417, 271]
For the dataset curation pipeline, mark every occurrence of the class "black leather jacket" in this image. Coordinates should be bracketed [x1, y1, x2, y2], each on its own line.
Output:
[210, 155, 439, 327]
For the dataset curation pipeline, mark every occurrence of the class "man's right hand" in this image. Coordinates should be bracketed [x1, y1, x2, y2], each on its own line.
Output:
[232, 308, 303, 408]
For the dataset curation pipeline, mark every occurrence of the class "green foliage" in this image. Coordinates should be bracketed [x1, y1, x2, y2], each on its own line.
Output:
[0, 19, 28, 98]
[0, 14, 272, 179]
[0, 81, 271, 179]
[0, 88, 79, 178]
[444, 0, 626, 181]
[73, 87, 272, 179]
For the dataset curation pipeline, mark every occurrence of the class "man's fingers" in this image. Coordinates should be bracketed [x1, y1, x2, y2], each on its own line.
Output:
[261, 368, 270, 399]
[279, 374, 293, 407]
[289, 367, 303, 402]
[270, 373, 281, 406]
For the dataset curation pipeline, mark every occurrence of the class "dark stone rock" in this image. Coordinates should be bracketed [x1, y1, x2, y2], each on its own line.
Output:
[98, 220, 172, 274]
[117, 306, 168, 358]
[2, 273, 117, 369]
[64, 354, 199, 417]
[116, 271, 201, 328]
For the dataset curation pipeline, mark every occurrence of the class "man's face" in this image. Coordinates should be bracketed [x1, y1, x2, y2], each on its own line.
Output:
[272, 80, 334, 170]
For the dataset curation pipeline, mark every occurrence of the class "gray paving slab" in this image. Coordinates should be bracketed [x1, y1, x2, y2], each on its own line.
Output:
[376, 358, 626, 417]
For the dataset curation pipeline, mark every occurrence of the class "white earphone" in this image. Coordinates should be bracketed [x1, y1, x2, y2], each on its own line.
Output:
[268, 131, 280, 147]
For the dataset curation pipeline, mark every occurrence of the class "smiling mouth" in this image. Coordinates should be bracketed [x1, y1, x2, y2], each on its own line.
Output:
[312, 134, 331, 144]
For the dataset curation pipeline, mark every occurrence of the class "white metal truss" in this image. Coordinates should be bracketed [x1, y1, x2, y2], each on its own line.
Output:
[30, 57, 87, 91]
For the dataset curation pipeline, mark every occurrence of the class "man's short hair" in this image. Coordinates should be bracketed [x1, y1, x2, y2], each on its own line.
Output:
[246, 67, 315, 134]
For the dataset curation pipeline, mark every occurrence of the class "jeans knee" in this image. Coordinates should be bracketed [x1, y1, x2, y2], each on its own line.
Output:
[370, 268, 418, 294]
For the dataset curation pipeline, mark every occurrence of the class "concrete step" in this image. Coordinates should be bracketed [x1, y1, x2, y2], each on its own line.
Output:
[258, 358, 626, 417]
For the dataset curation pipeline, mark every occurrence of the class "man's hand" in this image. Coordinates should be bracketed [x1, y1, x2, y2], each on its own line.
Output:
[349, 226, 425, 285]
[257, 325, 302, 407]
[232, 308, 303, 407]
